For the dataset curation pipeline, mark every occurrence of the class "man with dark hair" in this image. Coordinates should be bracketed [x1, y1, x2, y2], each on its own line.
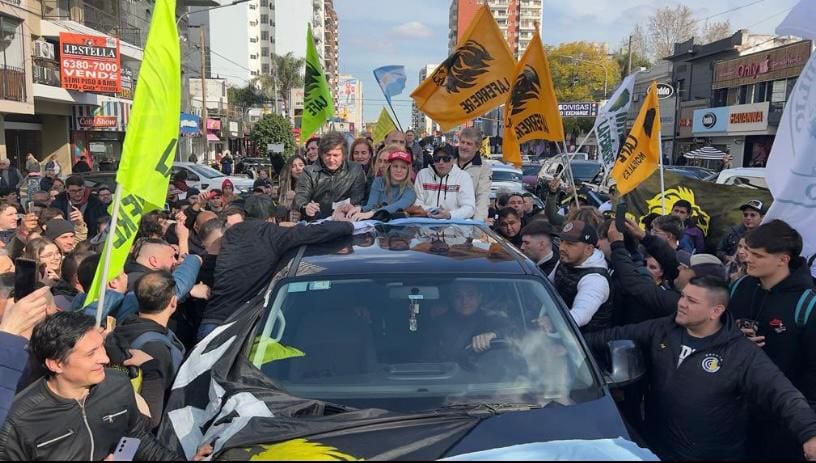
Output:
[584, 276, 816, 461]
[50, 174, 108, 236]
[53, 249, 95, 310]
[124, 239, 205, 304]
[304, 136, 320, 165]
[109, 271, 185, 428]
[651, 214, 690, 252]
[520, 220, 559, 279]
[718, 199, 766, 261]
[494, 207, 523, 247]
[414, 145, 476, 220]
[0, 311, 188, 460]
[730, 219, 816, 459]
[295, 131, 366, 221]
[96, 185, 113, 206]
[72, 155, 91, 173]
[672, 199, 705, 253]
[405, 129, 423, 172]
[222, 206, 245, 228]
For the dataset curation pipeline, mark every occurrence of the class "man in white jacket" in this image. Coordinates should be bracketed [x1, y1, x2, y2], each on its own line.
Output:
[414, 145, 476, 220]
[552, 220, 612, 333]
[456, 128, 492, 222]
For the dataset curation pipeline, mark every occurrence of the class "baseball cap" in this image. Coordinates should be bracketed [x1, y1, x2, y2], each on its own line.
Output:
[561, 192, 588, 207]
[560, 220, 598, 245]
[739, 199, 765, 214]
[387, 151, 412, 164]
[520, 219, 559, 239]
[681, 253, 726, 280]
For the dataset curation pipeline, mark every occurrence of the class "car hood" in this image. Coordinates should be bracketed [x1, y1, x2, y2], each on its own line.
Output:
[444, 395, 629, 458]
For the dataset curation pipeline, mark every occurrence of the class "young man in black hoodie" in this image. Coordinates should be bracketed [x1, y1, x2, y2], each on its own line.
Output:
[585, 276, 816, 461]
[729, 219, 816, 459]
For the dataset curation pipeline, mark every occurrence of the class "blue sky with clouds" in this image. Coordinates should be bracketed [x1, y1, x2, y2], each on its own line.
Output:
[210, 0, 799, 128]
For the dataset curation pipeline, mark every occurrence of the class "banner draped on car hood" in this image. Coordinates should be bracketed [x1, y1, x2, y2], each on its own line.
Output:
[623, 171, 773, 249]
[157, 295, 481, 460]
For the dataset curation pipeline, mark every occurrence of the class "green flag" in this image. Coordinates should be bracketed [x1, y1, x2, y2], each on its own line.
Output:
[301, 23, 334, 141]
[85, 0, 180, 313]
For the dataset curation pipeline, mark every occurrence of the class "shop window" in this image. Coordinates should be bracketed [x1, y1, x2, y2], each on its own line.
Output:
[712, 88, 728, 107]
[737, 85, 751, 105]
[771, 79, 787, 102]
[785, 77, 797, 101]
[754, 81, 768, 103]
[0, 15, 26, 102]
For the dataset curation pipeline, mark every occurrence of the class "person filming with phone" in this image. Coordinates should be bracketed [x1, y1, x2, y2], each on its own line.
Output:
[414, 145, 476, 220]
[50, 175, 108, 237]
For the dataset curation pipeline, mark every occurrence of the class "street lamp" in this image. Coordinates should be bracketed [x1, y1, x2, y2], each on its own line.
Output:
[176, 0, 252, 27]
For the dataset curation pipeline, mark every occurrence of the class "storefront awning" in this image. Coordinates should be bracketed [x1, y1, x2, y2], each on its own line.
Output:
[207, 133, 220, 142]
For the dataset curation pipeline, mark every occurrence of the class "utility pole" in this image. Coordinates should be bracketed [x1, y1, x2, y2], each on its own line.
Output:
[200, 27, 208, 162]
[627, 34, 633, 75]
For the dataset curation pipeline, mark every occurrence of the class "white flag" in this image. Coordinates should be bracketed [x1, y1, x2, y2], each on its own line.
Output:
[776, 0, 816, 40]
[593, 72, 639, 170]
[762, 50, 816, 260]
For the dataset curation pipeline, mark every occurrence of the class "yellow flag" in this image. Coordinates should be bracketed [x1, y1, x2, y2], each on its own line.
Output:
[611, 80, 661, 195]
[502, 30, 564, 166]
[372, 108, 397, 145]
[85, 0, 180, 311]
[410, 5, 515, 131]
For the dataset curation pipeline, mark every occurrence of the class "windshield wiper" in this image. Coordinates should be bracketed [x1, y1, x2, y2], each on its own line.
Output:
[434, 402, 544, 416]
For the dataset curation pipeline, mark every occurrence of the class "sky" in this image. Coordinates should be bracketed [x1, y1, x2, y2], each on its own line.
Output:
[209, 0, 800, 128]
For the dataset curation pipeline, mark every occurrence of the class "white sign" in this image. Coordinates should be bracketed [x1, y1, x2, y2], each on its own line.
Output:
[267, 143, 284, 153]
[727, 101, 769, 133]
[655, 83, 674, 99]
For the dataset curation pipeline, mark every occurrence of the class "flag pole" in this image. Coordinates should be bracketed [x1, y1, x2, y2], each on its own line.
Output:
[658, 130, 666, 214]
[95, 183, 123, 327]
[385, 98, 404, 133]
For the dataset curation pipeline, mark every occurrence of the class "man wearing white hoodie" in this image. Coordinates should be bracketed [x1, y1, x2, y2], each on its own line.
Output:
[414, 145, 476, 220]
[552, 220, 612, 333]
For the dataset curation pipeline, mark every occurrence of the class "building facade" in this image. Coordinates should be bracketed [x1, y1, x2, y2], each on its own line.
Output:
[411, 64, 440, 136]
[448, 0, 542, 60]
[336, 75, 362, 134]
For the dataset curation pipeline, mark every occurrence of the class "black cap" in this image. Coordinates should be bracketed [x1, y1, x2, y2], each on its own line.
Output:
[739, 199, 765, 214]
[560, 220, 598, 245]
[520, 220, 559, 239]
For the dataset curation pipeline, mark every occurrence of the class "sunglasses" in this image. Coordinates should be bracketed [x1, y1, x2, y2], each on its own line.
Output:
[433, 155, 453, 163]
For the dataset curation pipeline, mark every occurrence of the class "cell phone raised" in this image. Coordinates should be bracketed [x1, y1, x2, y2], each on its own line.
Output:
[615, 201, 627, 234]
[111, 437, 141, 461]
[14, 258, 38, 300]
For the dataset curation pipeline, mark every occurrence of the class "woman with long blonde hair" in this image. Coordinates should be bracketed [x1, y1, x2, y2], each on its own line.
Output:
[351, 146, 416, 221]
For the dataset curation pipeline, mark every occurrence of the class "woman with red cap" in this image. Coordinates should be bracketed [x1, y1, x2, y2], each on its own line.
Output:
[221, 178, 237, 205]
[351, 146, 416, 221]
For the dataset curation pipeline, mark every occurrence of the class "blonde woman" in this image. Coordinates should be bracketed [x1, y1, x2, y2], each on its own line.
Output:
[351, 148, 416, 221]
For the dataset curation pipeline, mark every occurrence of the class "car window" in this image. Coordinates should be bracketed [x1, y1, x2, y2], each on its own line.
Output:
[522, 165, 540, 176]
[492, 170, 522, 183]
[187, 164, 223, 179]
[724, 175, 768, 189]
[249, 276, 601, 413]
[570, 163, 601, 181]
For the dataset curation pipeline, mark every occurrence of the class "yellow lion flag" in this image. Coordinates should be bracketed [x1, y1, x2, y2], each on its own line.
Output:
[611, 80, 661, 195]
[410, 5, 515, 131]
[502, 30, 564, 167]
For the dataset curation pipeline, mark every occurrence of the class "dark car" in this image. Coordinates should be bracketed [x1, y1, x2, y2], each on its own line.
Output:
[76, 171, 116, 190]
[521, 164, 541, 191]
[183, 220, 642, 459]
[536, 159, 603, 195]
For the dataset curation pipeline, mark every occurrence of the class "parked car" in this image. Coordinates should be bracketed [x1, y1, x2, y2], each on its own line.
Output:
[522, 164, 541, 191]
[76, 171, 116, 190]
[491, 164, 525, 196]
[536, 159, 603, 195]
[184, 220, 640, 458]
[173, 162, 255, 193]
[665, 166, 717, 181]
[715, 167, 767, 189]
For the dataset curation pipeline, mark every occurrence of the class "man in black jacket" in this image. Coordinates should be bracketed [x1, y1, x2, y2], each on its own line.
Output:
[294, 131, 366, 221]
[51, 175, 109, 236]
[730, 219, 816, 459]
[585, 276, 816, 461]
[520, 220, 559, 279]
[0, 311, 198, 461]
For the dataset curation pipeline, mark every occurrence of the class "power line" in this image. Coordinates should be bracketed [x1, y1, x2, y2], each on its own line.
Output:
[693, 0, 767, 25]
[746, 7, 794, 29]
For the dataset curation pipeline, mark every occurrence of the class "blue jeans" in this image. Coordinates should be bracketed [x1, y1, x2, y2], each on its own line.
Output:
[197, 323, 218, 341]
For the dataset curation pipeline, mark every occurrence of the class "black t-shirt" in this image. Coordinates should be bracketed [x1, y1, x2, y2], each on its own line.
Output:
[678, 330, 718, 366]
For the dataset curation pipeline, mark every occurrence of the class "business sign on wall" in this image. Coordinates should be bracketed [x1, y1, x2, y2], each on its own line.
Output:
[712, 40, 811, 89]
[692, 102, 770, 134]
[558, 102, 599, 117]
[59, 33, 121, 93]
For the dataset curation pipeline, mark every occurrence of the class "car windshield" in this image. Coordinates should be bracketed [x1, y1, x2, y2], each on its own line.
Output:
[571, 163, 601, 181]
[250, 276, 602, 413]
[492, 170, 522, 182]
[187, 164, 224, 179]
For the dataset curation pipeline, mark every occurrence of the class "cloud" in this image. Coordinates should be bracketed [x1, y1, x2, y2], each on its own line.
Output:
[393, 21, 434, 39]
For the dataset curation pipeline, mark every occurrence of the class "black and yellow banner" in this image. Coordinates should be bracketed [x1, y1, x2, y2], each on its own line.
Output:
[624, 171, 773, 249]
[410, 5, 515, 131]
[611, 81, 661, 195]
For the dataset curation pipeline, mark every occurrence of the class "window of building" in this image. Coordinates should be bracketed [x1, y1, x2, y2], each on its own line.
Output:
[260, 0, 268, 6]
[771, 79, 787, 102]
[753, 81, 768, 103]
[0, 15, 26, 102]
[250, 54, 258, 60]
[261, 47, 269, 58]
[712, 88, 728, 107]
[262, 63, 269, 74]
[786, 77, 797, 100]
[261, 31, 268, 41]
[737, 84, 751, 105]
[260, 14, 268, 23]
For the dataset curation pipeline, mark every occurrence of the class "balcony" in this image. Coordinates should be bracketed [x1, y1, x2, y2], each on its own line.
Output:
[41, 0, 143, 48]
[0, 65, 27, 102]
[32, 57, 60, 87]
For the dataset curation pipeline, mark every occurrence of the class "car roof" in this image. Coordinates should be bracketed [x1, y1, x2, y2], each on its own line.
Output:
[290, 220, 536, 278]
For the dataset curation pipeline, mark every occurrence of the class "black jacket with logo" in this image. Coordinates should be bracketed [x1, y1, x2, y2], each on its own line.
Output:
[293, 159, 366, 220]
[585, 314, 816, 461]
[728, 258, 816, 405]
[0, 369, 182, 461]
[610, 241, 679, 325]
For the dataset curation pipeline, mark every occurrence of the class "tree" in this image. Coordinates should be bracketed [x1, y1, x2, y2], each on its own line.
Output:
[648, 5, 696, 60]
[251, 113, 296, 158]
[615, 25, 652, 78]
[698, 20, 732, 44]
[252, 52, 305, 115]
[548, 42, 622, 102]
[228, 84, 264, 109]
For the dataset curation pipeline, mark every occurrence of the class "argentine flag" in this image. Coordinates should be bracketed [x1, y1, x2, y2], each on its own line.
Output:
[373, 65, 407, 106]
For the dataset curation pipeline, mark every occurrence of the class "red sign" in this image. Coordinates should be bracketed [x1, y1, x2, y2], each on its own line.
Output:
[59, 33, 121, 93]
[78, 116, 117, 129]
[206, 119, 221, 130]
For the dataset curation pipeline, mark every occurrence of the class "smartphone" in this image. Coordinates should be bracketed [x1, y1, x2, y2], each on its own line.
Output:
[14, 258, 38, 300]
[111, 437, 140, 461]
[615, 201, 627, 233]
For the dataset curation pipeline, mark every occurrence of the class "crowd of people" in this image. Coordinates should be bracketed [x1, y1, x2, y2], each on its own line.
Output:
[0, 128, 815, 460]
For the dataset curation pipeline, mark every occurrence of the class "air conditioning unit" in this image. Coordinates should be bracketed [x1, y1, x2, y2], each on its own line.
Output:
[34, 40, 55, 60]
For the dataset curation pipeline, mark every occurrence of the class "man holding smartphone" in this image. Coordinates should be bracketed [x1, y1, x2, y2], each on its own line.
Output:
[414, 145, 476, 220]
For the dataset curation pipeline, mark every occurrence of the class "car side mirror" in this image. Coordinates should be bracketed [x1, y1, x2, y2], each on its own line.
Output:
[603, 339, 645, 388]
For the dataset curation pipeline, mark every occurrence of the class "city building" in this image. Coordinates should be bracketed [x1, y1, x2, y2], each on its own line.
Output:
[626, 60, 675, 158]
[411, 64, 441, 136]
[448, 0, 543, 60]
[336, 75, 363, 134]
[666, 29, 799, 162]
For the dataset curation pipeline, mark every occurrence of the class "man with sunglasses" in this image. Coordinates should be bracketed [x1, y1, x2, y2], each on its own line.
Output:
[414, 145, 475, 220]
[717, 199, 765, 262]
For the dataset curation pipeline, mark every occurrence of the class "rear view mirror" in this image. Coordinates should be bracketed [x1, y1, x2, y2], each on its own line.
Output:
[604, 340, 645, 388]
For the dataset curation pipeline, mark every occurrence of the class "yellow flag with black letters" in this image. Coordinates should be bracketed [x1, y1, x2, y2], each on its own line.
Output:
[410, 5, 515, 131]
[611, 80, 661, 195]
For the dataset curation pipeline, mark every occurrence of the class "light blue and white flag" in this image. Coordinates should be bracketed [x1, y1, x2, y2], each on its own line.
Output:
[373, 65, 407, 106]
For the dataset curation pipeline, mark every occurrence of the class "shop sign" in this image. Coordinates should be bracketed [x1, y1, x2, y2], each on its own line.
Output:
[59, 32, 121, 93]
[713, 40, 811, 89]
[78, 116, 117, 129]
[206, 119, 221, 130]
[693, 106, 729, 134]
[558, 102, 598, 117]
[692, 102, 770, 134]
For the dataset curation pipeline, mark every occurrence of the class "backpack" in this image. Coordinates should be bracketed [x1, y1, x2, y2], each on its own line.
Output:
[731, 276, 816, 328]
[129, 331, 185, 378]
